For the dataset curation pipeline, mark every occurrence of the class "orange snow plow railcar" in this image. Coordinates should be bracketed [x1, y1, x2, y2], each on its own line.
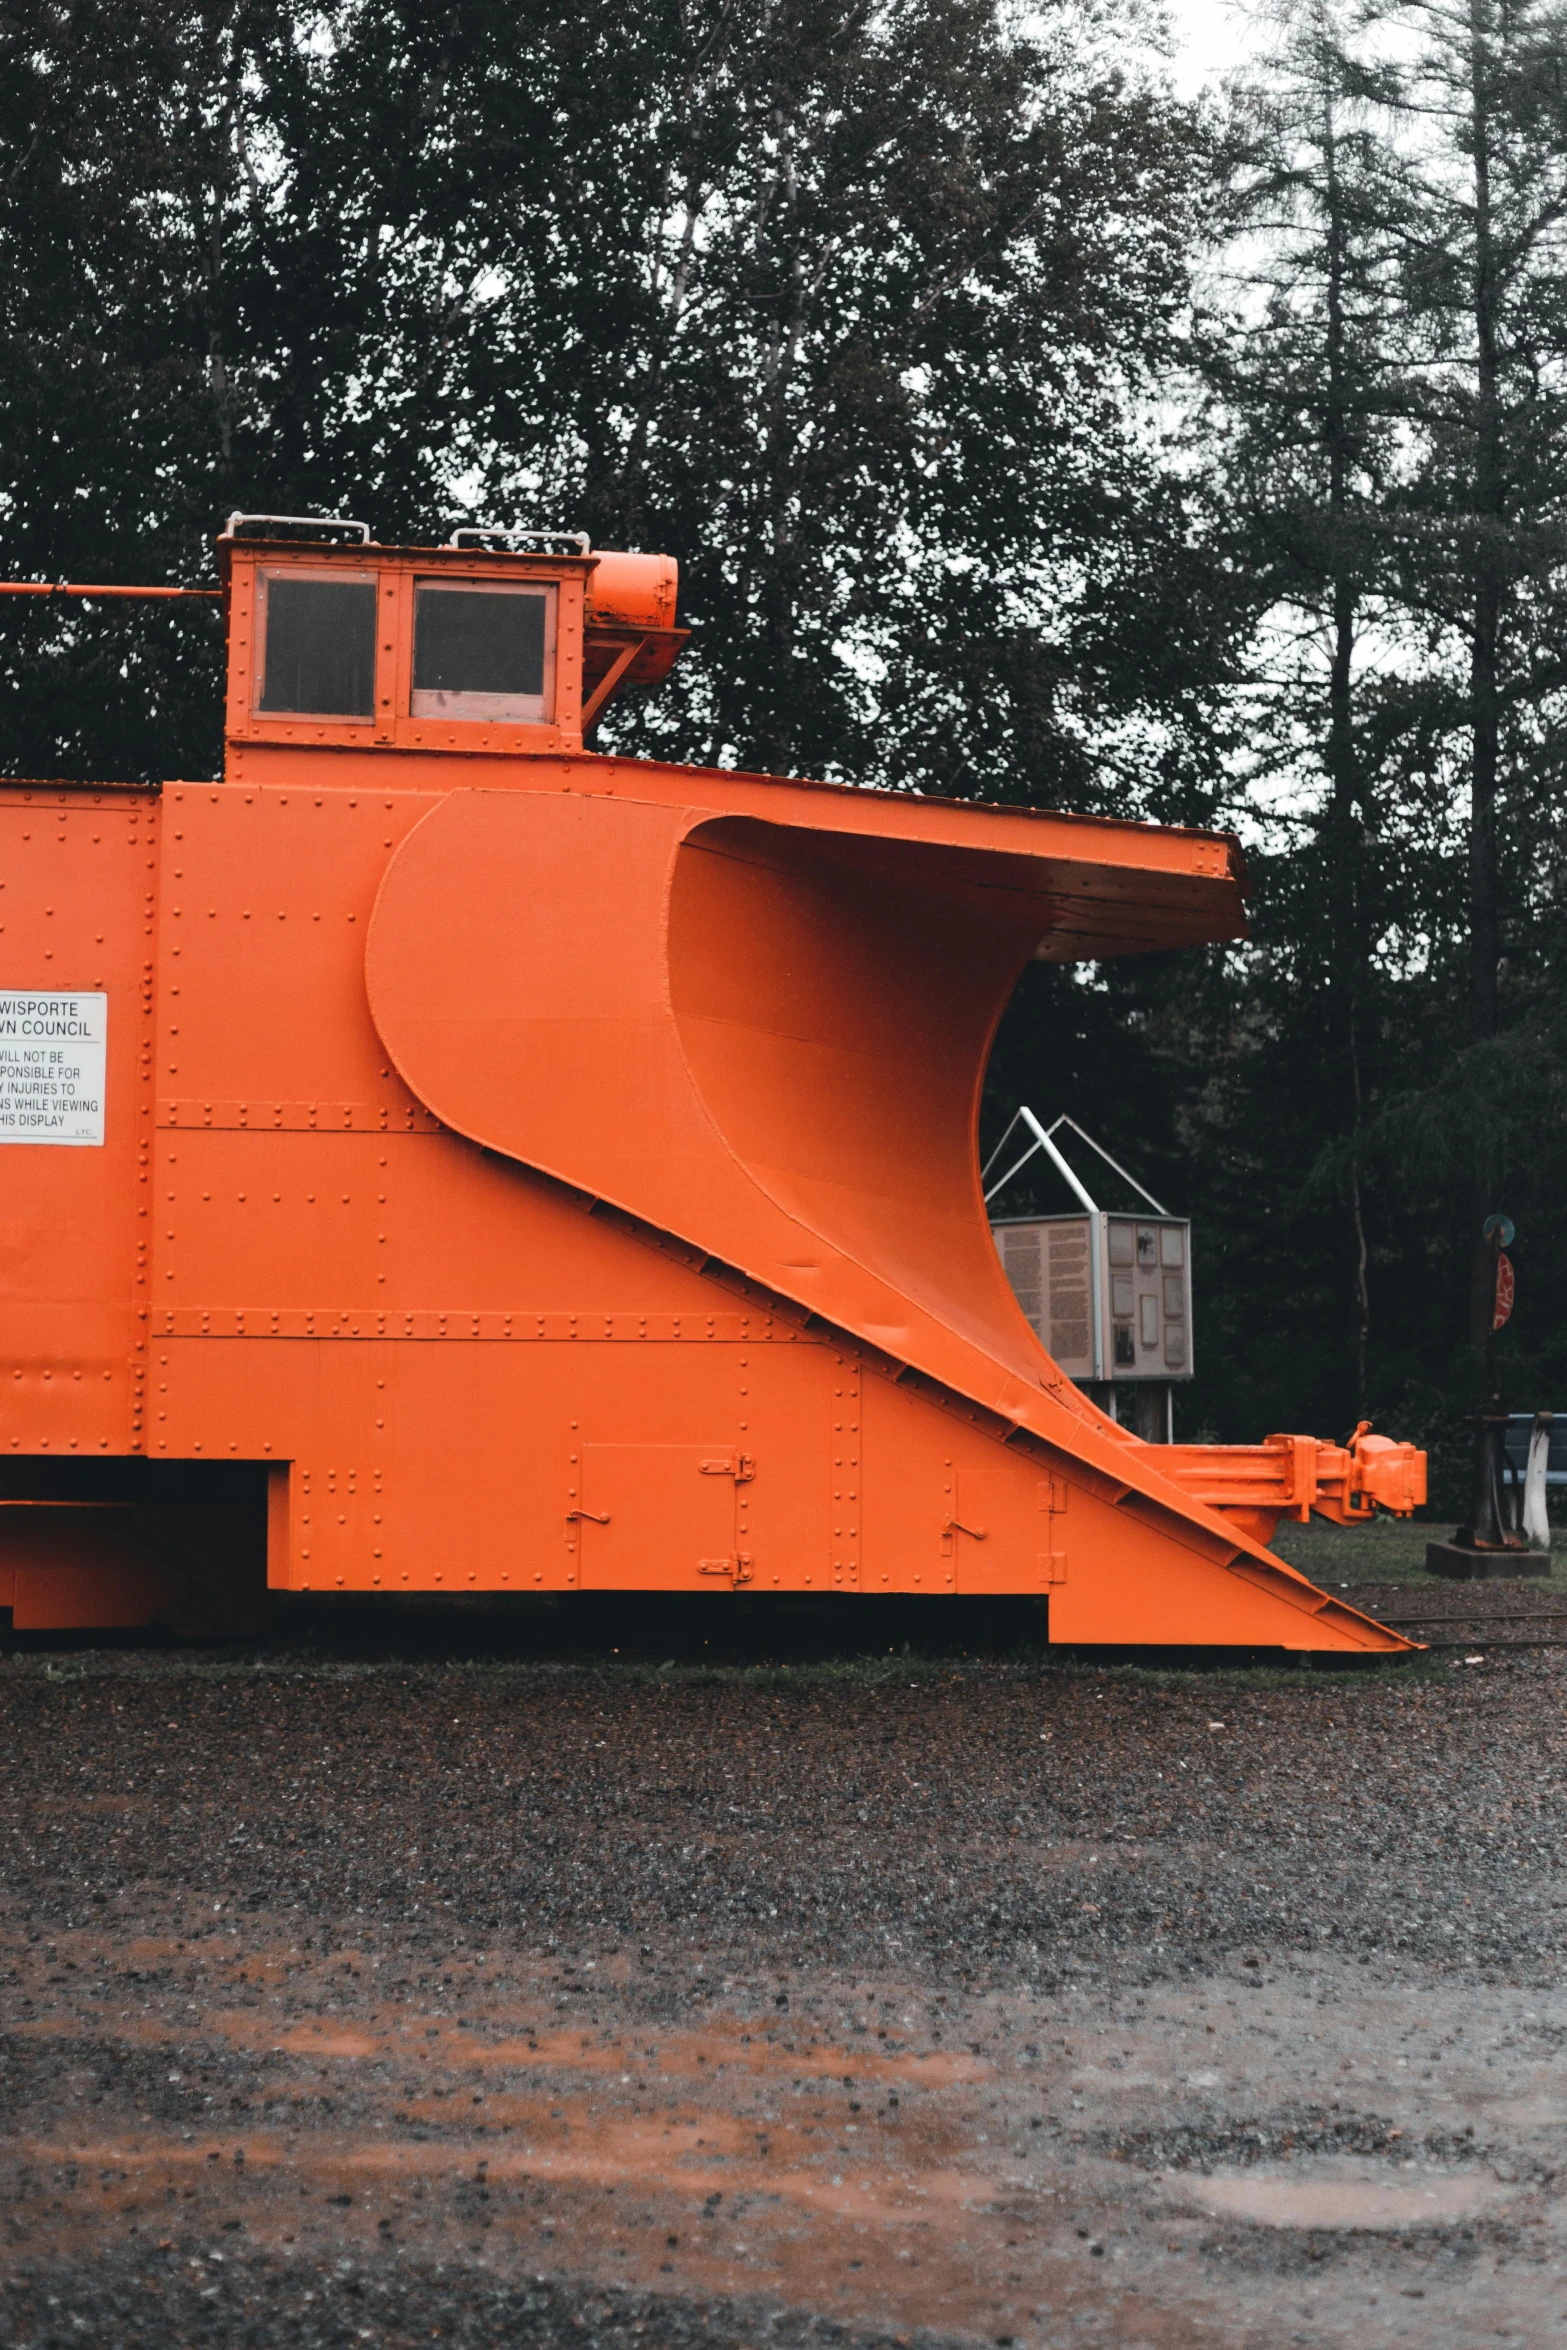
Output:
[0, 521, 1424, 1646]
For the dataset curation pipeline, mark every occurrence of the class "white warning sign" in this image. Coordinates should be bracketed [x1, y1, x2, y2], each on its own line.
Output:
[0, 991, 108, 1146]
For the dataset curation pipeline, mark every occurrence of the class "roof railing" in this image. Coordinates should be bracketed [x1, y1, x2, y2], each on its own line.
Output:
[445, 524, 593, 556]
[223, 512, 372, 542]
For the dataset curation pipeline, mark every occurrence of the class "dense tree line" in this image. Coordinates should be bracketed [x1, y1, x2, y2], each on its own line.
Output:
[4, 0, 1567, 1498]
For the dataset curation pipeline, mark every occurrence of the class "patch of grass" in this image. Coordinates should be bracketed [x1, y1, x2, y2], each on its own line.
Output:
[5, 1639, 1456, 1695]
[1041, 1649, 1449, 1691]
[1271, 1514, 1567, 1589]
[2, 1645, 989, 1692]
[583, 1652, 970, 1691]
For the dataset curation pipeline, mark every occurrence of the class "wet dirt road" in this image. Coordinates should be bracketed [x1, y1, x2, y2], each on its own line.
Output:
[3, 1638, 1567, 2348]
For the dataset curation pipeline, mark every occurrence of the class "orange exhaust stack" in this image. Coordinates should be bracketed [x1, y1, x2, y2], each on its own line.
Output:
[0, 521, 1420, 1647]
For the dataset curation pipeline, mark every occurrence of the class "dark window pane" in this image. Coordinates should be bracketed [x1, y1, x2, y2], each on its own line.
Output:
[414, 589, 545, 697]
[258, 577, 376, 715]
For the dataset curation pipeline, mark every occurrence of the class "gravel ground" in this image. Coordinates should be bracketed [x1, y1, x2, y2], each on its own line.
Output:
[3, 1603, 1567, 2349]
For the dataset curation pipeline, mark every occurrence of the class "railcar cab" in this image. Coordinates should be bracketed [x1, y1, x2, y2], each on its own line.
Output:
[218, 513, 684, 770]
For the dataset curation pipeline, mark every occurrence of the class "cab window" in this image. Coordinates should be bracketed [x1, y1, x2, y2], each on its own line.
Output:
[412, 581, 554, 722]
[256, 571, 377, 716]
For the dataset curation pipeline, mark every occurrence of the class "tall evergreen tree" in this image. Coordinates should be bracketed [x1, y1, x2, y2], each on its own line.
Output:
[1375, 0, 1567, 1346]
[1157, 0, 1567, 1465]
[1163, 0, 1415, 1425]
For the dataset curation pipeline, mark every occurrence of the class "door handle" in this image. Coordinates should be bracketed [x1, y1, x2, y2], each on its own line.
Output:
[566, 1508, 610, 1524]
[944, 1516, 987, 1540]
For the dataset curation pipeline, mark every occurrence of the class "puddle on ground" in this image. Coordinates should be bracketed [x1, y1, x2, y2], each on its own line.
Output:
[1169, 2158, 1515, 2230]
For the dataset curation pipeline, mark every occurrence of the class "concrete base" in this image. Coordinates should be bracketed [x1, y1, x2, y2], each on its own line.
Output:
[1426, 1539, 1551, 1580]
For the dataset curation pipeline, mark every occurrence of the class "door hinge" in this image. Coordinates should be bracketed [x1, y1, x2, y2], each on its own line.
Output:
[698, 1554, 754, 1585]
[1038, 1475, 1068, 1584]
[699, 1454, 755, 1483]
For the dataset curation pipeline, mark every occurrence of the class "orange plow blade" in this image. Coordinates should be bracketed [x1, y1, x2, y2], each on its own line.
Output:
[364, 779, 1414, 1652]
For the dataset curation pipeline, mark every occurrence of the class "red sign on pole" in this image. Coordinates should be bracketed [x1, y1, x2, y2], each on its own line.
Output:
[1494, 1249, 1515, 1331]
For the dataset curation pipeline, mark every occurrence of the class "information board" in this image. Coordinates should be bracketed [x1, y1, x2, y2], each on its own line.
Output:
[0, 991, 108, 1145]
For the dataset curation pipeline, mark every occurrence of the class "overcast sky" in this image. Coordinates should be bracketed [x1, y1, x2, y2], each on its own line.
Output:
[1161, 0, 1270, 93]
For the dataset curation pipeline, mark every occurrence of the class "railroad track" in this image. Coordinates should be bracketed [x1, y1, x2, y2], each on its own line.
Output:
[1357, 1599, 1567, 1648]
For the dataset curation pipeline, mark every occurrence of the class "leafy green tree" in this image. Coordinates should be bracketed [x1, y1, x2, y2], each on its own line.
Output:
[0, 0, 1227, 816]
[0, 0, 262, 775]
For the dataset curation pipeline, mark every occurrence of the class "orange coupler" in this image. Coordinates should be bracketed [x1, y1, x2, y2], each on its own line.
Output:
[0, 521, 1422, 1645]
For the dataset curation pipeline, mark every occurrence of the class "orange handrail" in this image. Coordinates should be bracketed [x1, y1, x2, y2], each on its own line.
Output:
[0, 582, 219, 600]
